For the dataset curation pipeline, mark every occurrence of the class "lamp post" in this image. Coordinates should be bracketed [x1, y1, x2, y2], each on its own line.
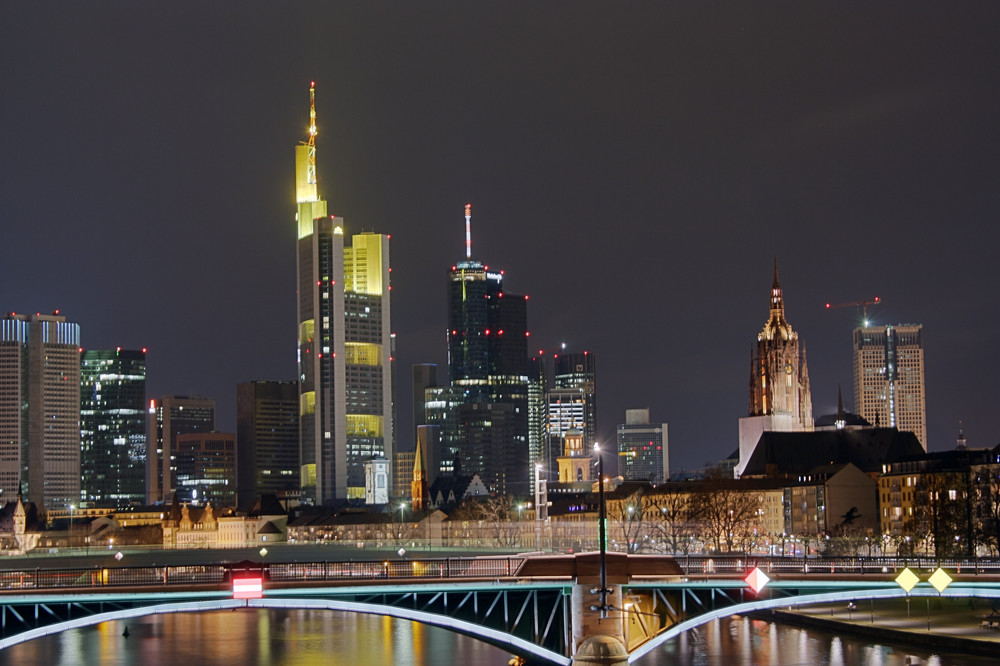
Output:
[594, 443, 608, 617]
[69, 504, 75, 549]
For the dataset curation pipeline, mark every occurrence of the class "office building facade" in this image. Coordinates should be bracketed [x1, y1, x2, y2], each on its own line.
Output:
[617, 408, 669, 485]
[174, 431, 236, 506]
[439, 205, 530, 495]
[80, 348, 147, 507]
[0, 312, 81, 512]
[147, 395, 215, 504]
[295, 83, 394, 504]
[236, 381, 299, 509]
[853, 324, 927, 449]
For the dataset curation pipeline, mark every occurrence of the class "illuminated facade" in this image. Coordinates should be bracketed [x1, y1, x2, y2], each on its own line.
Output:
[439, 205, 530, 495]
[80, 349, 147, 507]
[737, 262, 813, 477]
[853, 324, 927, 449]
[0, 312, 81, 512]
[617, 408, 669, 485]
[295, 83, 394, 504]
[544, 351, 597, 474]
[146, 395, 215, 504]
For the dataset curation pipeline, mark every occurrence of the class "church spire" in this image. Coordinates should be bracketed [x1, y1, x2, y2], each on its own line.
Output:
[770, 257, 784, 313]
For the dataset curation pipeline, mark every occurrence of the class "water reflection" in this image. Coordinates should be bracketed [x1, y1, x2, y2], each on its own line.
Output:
[1, 609, 996, 666]
[0, 609, 513, 666]
[642, 614, 997, 666]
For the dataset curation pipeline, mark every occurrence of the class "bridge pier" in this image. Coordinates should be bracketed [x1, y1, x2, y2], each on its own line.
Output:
[569, 584, 627, 666]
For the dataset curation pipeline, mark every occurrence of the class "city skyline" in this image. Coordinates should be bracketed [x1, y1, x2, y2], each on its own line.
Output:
[3, 4, 999, 475]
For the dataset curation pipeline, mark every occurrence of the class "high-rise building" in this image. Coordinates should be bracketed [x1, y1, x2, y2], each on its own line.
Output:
[544, 351, 597, 473]
[440, 204, 530, 495]
[295, 83, 394, 504]
[853, 324, 927, 449]
[147, 395, 215, 504]
[617, 408, 669, 485]
[736, 261, 813, 477]
[80, 348, 147, 507]
[236, 381, 299, 509]
[174, 431, 236, 506]
[0, 312, 80, 512]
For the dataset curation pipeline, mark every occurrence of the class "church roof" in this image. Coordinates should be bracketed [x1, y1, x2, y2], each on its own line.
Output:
[741, 427, 925, 477]
[815, 412, 871, 427]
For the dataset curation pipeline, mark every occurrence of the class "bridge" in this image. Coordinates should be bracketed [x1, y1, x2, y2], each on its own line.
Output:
[1, 554, 999, 665]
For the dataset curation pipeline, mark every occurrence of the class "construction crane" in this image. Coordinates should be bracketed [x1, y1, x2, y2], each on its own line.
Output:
[825, 296, 881, 327]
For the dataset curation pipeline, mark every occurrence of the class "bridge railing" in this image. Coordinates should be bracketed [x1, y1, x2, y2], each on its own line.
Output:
[677, 555, 1000, 576]
[0, 556, 525, 593]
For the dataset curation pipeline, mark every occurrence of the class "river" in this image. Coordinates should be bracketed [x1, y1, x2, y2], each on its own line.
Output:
[0, 609, 993, 665]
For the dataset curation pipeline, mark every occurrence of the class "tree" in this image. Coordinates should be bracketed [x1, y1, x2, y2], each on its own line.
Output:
[646, 485, 701, 554]
[609, 489, 648, 553]
[694, 469, 762, 553]
[451, 495, 522, 547]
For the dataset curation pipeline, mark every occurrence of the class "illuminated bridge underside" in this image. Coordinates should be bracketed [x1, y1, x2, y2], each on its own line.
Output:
[3, 582, 1000, 664]
[0, 584, 572, 665]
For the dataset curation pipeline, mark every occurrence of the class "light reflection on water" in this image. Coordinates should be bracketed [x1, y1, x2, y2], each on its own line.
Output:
[0, 610, 995, 666]
[639, 614, 996, 666]
[0, 609, 514, 666]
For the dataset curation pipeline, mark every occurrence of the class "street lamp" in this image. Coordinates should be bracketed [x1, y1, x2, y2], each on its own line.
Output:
[69, 504, 75, 548]
[593, 443, 609, 617]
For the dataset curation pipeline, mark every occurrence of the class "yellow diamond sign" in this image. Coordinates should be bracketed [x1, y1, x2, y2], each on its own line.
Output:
[929, 568, 953, 593]
[895, 567, 919, 593]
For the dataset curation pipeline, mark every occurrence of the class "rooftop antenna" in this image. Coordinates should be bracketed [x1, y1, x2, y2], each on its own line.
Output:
[464, 203, 472, 259]
[307, 82, 317, 188]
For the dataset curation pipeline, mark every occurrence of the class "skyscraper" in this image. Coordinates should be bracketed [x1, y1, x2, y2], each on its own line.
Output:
[544, 350, 597, 474]
[147, 395, 215, 504]
[439, 204, 530, 495]
[236, 381, 299, 509]
[617, 408, 669, 485]
[736, 261, 813, 477]
[80, 348, 147, 507]
[853, 324, 927, 449]
[295, 83, 394, 504]
[0, 312, 80, 512]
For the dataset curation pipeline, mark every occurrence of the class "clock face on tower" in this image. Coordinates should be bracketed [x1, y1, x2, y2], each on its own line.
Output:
[784, 362, 793, 375]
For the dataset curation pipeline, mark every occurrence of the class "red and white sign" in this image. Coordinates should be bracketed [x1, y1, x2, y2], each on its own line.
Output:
[744, 567, 770, 594]
[232, 576, 263, 599]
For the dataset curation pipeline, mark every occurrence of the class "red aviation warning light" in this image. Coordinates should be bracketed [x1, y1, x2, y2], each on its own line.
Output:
[233, 576, 263, 599]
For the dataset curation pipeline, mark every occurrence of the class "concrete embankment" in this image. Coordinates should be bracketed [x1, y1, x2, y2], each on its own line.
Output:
[750, 597, 1000, 659]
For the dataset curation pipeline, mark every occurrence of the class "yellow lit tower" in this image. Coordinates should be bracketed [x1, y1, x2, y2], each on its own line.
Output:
[296, 83, 394, 505]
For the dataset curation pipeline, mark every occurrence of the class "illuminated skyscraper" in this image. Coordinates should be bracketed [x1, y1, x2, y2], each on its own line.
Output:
[544, 350, 597, 473]
[295, 83, 394, 504]
[0, 312, 80, 512]
[80, 348, 147, 507]
[147, 395, 215, 504]
[853, 324, 927, 449]
[440, 204, 529, 495]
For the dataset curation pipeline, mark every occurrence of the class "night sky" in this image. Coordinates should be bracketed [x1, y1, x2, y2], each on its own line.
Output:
[3, 3, 999, 475]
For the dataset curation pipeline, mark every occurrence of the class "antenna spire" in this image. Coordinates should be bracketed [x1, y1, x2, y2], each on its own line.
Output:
[307, 82, 317, 188]
[464, 203, 472, 259]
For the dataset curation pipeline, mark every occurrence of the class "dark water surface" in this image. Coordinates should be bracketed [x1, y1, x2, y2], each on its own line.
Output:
[0, 609, 993, 665]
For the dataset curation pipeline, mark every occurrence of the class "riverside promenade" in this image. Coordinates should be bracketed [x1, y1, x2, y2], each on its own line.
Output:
[771, 597, 1000, 657]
